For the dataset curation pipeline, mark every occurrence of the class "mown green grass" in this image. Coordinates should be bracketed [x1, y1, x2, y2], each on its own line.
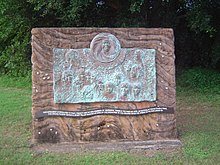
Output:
[0, 68, 220, 164]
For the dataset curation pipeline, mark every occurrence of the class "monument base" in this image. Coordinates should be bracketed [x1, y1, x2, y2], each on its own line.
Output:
[32, 140, 182, 153]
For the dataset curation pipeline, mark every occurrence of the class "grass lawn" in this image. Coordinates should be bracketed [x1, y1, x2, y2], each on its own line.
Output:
[0, 68, 220, 164]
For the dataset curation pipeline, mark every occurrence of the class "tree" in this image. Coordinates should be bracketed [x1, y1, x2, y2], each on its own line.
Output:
[0, 0, 32, 76]
[0, 0, 219, 76]
[186, 0, 220, 69]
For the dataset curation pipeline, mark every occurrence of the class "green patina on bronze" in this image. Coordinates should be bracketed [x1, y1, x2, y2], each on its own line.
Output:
[53, 33, 156, 103]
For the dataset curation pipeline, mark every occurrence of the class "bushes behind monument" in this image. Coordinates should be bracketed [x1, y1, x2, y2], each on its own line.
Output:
[0, 0, 219, 76]
[177, 68, 220, 94]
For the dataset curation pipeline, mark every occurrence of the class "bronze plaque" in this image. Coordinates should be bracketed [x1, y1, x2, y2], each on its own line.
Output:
[53, 33, 156, 103]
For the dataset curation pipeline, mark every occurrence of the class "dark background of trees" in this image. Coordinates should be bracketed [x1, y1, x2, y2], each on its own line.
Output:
[0, 0, 219, 76]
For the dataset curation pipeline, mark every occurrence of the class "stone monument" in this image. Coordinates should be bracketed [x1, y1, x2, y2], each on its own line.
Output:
[32, 28, 177, 144]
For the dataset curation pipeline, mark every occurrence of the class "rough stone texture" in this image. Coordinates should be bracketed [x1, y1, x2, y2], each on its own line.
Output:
[32, 28, 176, 143]
[32, 140, 182, 153]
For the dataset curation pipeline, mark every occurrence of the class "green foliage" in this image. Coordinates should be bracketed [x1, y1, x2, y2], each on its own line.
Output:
[210, 31, 220, 69]
[186, 0, 219, 36]
[187, 7, 213, 36]
[27, 0, 64, 17]
[0, 33, 31, 76]
[129, 0, 144, 13]
[185, 0, 220, 69]
[0, 0, 220, 76]
[0, 0, 32, 76]
[177, 68, 220, 93]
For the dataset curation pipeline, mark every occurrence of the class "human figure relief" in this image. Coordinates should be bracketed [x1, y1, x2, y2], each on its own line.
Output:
[82, 85, 94, 100]
[95, 81, 105, 98]
[97, 39, 116, 62]
[59, 55, 74, 101]
[90, 33, 121, 63]
[81, 71, 96, 101]
[127, 49, 144, 81]
[79, 72, 86, 86]
[130, 65, 142, 79]
[132, 84, 142, 100]
[115, 74, 123, 86]
[119, 83, 130, 101]
[103, 82, 116, 100]
[124, 61, 143, 82]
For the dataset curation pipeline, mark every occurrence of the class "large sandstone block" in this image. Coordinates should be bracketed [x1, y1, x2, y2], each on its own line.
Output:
[31, 28, 177, 143]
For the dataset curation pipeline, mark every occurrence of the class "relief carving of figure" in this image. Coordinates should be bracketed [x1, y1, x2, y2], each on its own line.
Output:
[96, 39, 117, 62]
[79, 72, 86, 86]
[59, 54, 75, 101]
[84, 71, 93, 85]
[82, 85, 94, 100]
[102, 40, 111, 54]
[129, 65, 142, 79]
[127, 49, 144, 81]
[115, 74, 123, 86]
[124, 60, 143, 82]
[61, 58, 73, 87]
[95, 81, 105, 98]
[132, 84, 142, 99]
[90, 33, 121, 63]
[119, 83, 130, 100]
[134, 50, 144, 63]
[103, 82, 116, 100]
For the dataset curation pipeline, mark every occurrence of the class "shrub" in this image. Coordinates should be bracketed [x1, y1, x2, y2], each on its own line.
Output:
[177, 68, 220, 93]
[0, 0, 32, 76]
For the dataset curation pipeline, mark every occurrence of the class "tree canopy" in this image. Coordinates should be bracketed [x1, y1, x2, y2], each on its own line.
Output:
[0, 0, 219, 75]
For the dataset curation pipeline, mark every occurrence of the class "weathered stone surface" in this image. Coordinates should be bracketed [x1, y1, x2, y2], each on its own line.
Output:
[32, 28, 176, 143]
[32, 140, 182, 153]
